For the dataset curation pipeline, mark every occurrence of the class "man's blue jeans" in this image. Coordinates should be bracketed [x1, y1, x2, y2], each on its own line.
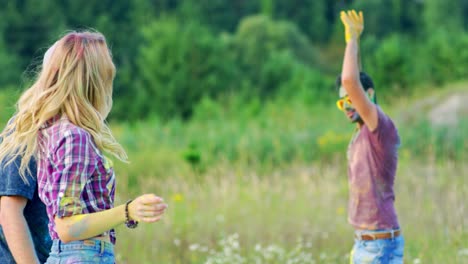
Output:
[46, 239, 114, 264]
[350, 230, 404, 264]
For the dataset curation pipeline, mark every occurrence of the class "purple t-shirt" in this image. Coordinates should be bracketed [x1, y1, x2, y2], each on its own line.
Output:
[37, 115, 116, 244]
[347, 107, 400, 230]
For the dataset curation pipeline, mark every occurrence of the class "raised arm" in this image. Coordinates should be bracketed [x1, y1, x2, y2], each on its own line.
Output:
[340, 10, 378, 130]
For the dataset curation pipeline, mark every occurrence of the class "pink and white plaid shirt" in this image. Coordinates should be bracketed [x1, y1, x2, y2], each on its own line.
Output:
[37, 115, 116, 244]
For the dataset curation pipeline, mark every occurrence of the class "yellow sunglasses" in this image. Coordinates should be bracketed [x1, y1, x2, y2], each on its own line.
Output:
[336, 96, 352, 111]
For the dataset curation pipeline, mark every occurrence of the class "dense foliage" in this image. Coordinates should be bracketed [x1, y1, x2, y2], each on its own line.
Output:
[1, 0, 467, 120]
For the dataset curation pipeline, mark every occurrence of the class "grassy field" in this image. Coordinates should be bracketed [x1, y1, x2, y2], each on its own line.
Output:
[111, 161, 467, 264]
[107, 84, 467, 263]
[0, 83, 467, 263]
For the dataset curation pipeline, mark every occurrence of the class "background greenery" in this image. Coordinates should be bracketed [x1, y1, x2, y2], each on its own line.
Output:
[2, 0, 468, 120]
[0, 0, 467, 263]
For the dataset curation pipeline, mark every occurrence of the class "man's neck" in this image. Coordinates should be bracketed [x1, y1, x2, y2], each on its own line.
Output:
[356, 120, 364, 129]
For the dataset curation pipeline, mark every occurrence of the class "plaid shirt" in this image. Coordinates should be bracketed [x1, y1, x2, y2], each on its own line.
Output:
[37, 115, 116, 244]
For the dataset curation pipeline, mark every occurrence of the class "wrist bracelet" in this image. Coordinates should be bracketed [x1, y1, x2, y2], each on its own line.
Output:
[125, 199, 139, 229]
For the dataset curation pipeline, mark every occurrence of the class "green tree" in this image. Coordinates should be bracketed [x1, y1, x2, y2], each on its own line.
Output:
[0, 0, 64, 87]
[177, 0, 259, 32]
[0, 34, 21, 86]
[363, 34, 411, 93]
[276, 0, 329, 42]
[423, 0, 463, 33]
[421, 31, 468, 85]
[57, 1, 141, 81]
[261, 0, 274, 17]
[130, 17, 238, 119]
[232, 15, 318, 97]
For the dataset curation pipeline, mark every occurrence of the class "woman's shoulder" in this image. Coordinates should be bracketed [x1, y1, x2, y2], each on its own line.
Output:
[45, 116, 93, 143]
[50, 118, 101, 157]
[62, 121, 93, 142]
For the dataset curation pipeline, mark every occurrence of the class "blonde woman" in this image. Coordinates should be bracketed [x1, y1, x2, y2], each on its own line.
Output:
[0, 31, 168, 263]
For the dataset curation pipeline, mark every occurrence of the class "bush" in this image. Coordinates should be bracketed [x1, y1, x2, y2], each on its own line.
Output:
[362, 34, 412, 95]
[0, 40, 22, 87]
[231, 15, 319, 97]
[273, 54, 334, 105]
[126, 17, 239, 120]
[423, 31, 468, 84]
[361, 31, 468, 95]
[0, 88, 20, 126]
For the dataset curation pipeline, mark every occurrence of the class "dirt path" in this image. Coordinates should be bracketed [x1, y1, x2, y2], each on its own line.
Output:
[428, 92, 468, 126]
[397, 89, 468, 127]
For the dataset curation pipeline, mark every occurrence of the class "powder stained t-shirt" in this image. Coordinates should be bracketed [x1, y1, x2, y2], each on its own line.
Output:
[347, 106, 400, 230]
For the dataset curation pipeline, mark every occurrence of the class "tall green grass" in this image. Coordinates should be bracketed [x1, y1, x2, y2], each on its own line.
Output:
[107, 89, 467, 263]
[0, 84, 466, 263]
[111, 161, 467, 263]
[110, 91, 467, 182]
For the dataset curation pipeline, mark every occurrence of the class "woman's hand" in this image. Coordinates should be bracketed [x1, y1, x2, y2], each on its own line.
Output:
[128, 194, 168, 223]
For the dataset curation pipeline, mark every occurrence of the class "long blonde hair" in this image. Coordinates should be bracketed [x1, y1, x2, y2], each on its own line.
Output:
[0, 31, 128, 183]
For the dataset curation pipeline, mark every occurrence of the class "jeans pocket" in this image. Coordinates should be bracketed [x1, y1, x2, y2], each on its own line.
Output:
[363, 241, 382, 253]
[353, 240, 383, 264]
[389, 237, 405, 263]
[393, 244, 404, 258]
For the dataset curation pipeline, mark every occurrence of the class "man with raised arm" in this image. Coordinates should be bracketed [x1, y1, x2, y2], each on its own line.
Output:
[336, 10, 405, 264]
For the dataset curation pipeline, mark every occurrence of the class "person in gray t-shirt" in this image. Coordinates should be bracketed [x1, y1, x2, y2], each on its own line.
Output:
[337, 10, 404, 264]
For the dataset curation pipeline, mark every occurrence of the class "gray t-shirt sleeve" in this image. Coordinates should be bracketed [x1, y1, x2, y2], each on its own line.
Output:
[0, 156, 36, 200]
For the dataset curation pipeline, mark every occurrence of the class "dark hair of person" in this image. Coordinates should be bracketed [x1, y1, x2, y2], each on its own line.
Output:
[335, 72, 377, 103]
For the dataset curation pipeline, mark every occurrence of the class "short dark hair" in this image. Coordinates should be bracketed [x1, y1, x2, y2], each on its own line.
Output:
[335, 72, 375, 91]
